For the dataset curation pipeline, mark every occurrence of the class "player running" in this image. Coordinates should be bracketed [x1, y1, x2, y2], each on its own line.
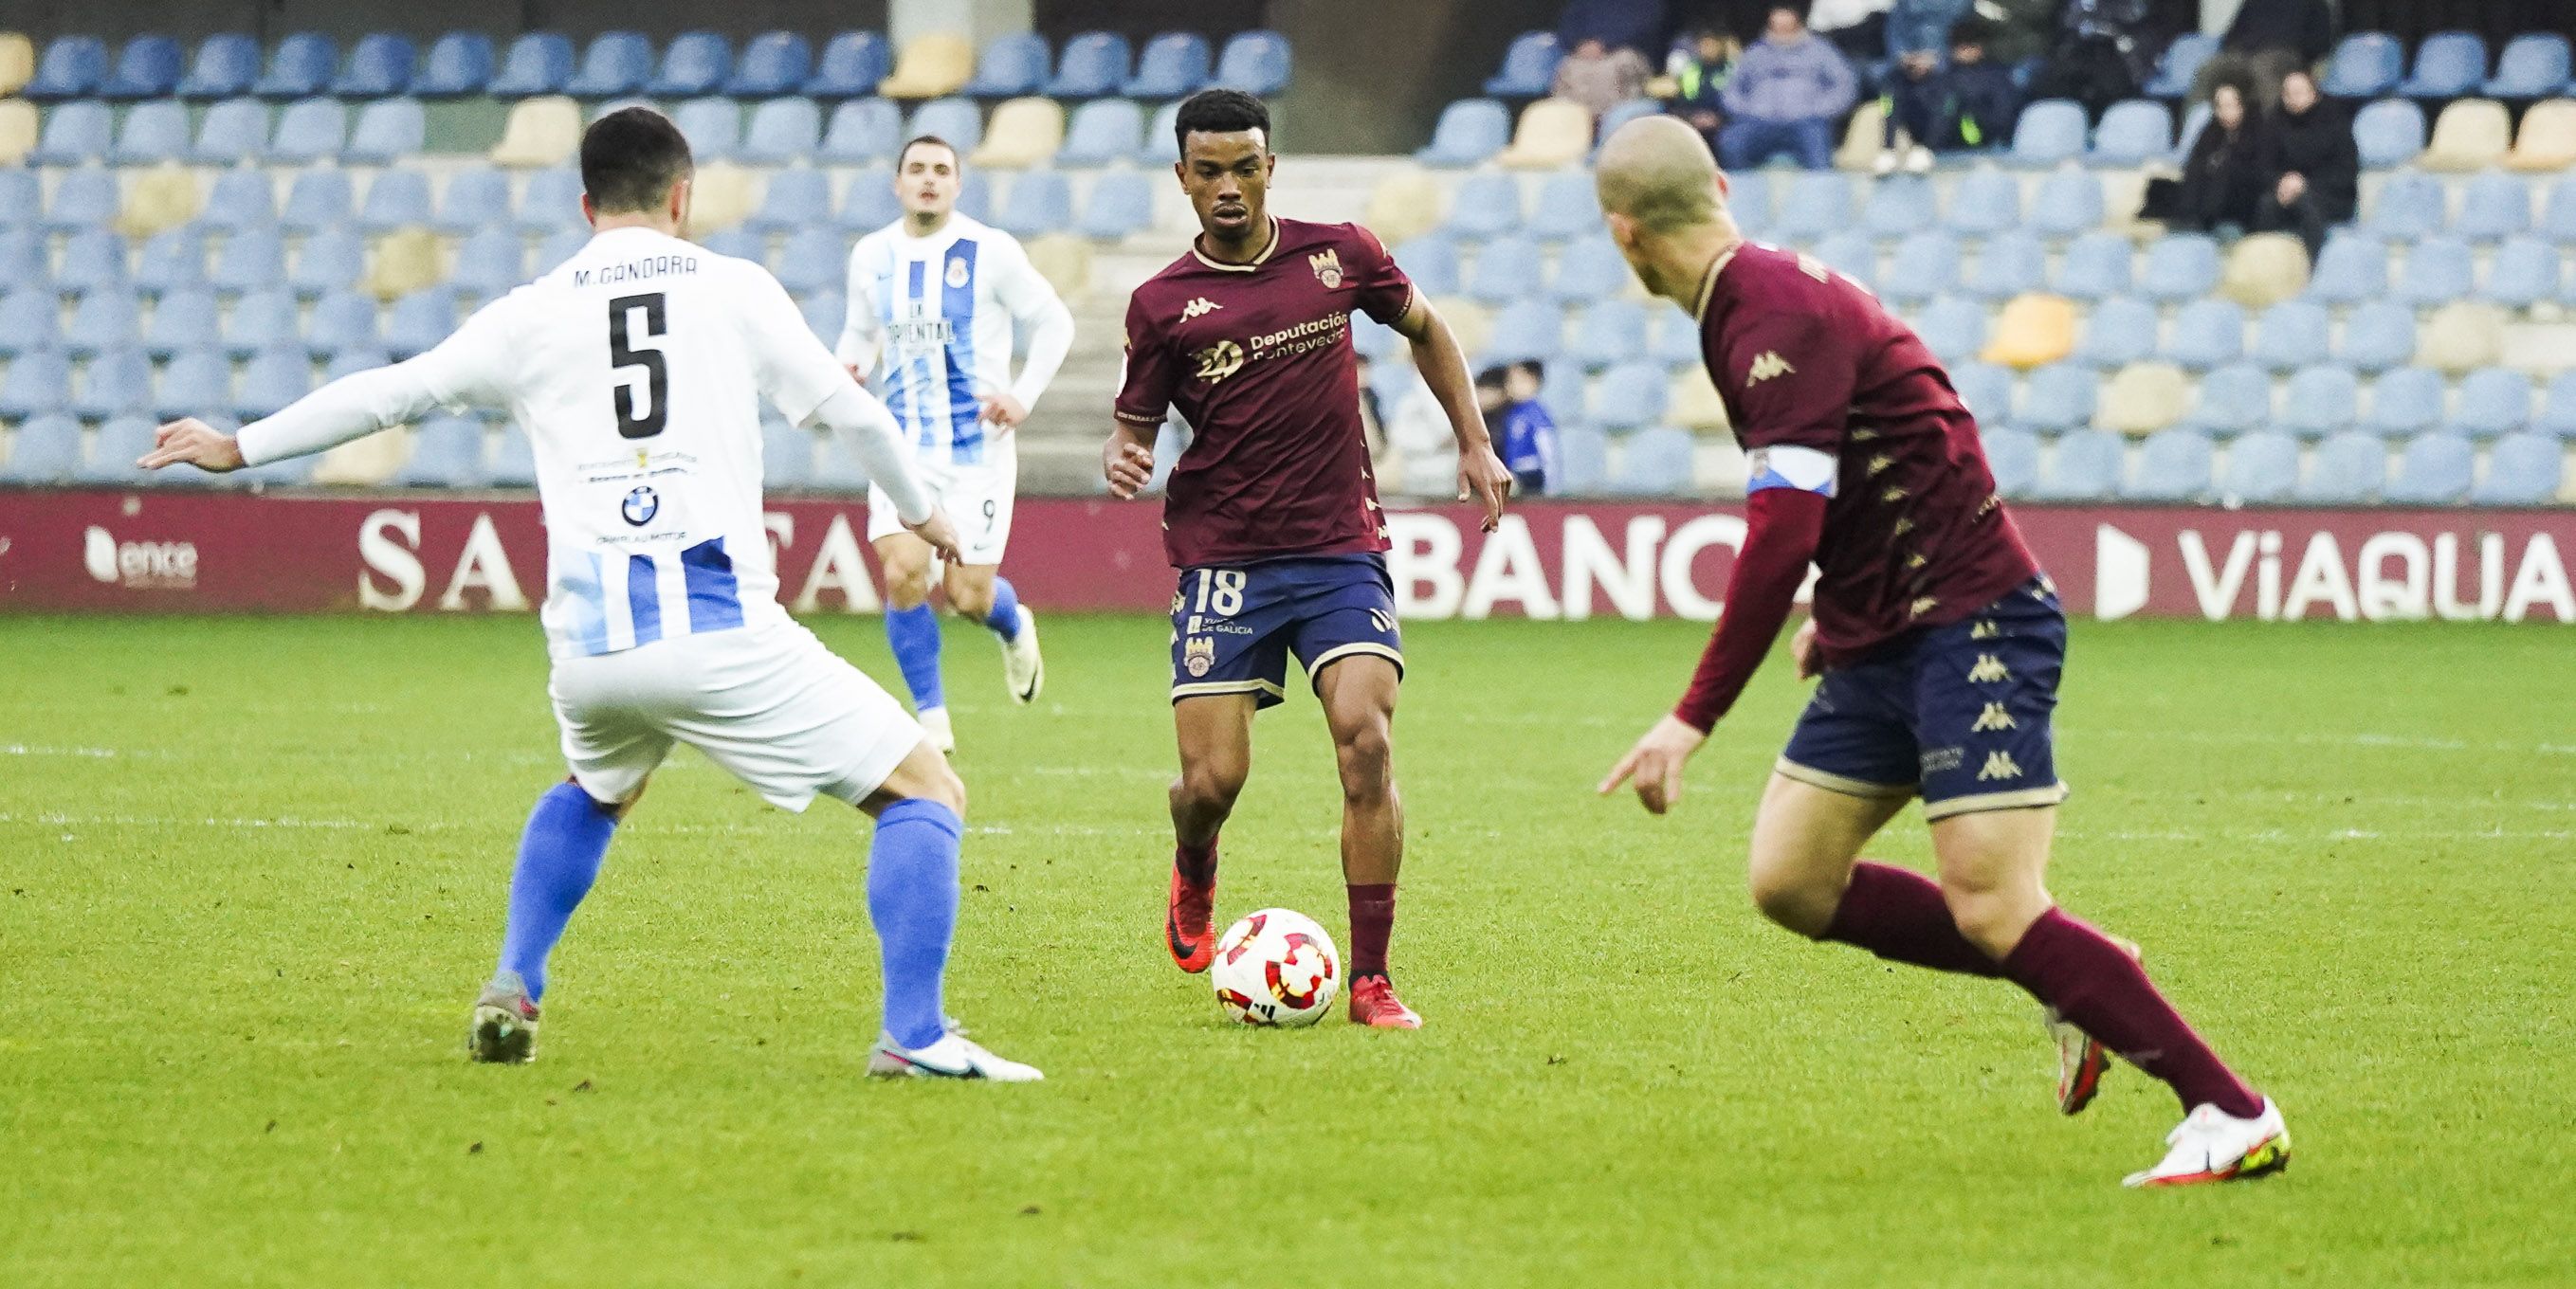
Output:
[838, 136, 1073, 753]
[1105, 89, 1513, 1028]
[1590, 117, 2284, 1186]
[140, 107, 1040, 1081]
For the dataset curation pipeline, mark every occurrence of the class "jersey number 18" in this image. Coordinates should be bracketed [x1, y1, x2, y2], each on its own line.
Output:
[609, 293, 668, 440]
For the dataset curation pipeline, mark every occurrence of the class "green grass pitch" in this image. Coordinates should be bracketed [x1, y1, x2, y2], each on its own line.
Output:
[3, 611, 2570, 1286]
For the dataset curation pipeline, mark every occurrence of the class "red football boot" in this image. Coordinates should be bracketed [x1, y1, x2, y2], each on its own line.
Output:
[1346, 974, 1421, 1029]
[1165, 869, 1215, 973]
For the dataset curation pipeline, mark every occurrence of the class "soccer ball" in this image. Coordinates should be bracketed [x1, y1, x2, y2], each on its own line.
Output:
[1211, 908, 1341, 1026]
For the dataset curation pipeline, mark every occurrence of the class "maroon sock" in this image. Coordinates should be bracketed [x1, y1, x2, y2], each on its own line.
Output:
[1820, 862, 2003, 977]
[1346, 882, 1396, 979]
[2003, 908, 2263, 1117]
[1175, 839, 1217, 888]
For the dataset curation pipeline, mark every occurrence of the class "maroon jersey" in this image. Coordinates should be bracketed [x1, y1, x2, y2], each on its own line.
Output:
[1115, 218, 1414, 568]
[1697, 242, 2039, 664]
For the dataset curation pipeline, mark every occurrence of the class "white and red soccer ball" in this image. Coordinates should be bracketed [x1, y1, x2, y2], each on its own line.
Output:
[1211, 908, 1340, 1026]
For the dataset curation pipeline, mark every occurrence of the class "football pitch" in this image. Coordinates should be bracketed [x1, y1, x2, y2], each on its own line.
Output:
[3, 611, 2569, 1287]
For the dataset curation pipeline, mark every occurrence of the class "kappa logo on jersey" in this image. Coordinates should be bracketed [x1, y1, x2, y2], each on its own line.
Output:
[1972, 702, 2017, 732]
[1745, 352, 1796, 386]
[621, 486, 660, 527]
[1192, 340, 1246, 384]
[945, 256, 970, 289]
[1977, 751, 2025, 782]
[1183, 636, 1216, 677]
[1180, 297, 1224, 321]
[1308, 248, 1343, 288]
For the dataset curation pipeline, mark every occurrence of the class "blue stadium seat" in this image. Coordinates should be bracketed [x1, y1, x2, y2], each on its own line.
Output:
[282, 170, 355, 233]
[2026, 170, 2105, 240]
[1591, 362, 1672, 433]
[740, 99, 822, 164]
[346, 99, 428, 166]
[1982, 427, 2039, 495]
[417, 32, 495, 97]
[269, 99, 346, 164]
[2017, 365, 2099, 433]
[224, 289, 296, 355]
[335, 33, 416, 97]
[1609, 427, 1695, 496]
[1139, 101, 1183, 163]
[2126, 427, 2214, 500]
[2399, 31, 2487, 99]
[2473, 433, 2563, 503]
[1648, 304, 1704, 367]
[566, 31, 653, 98]
[1774, 172, 1855, 243]
[774, 228, 844, 296]
[29, 100, 112, 164]
[2252, 300, 2331, 372]
[698, 227, 764, 264]
[2485, 34, 2571, 98]
[307, 290, 380, 357]
[236, 346, 313, 419]
[1351, 315, 1400, 364]
[1060, 99, 1144, 167]
[211, 230, 286, 297]
[1128, 32, 1211, 99]
[36, 173, 117, 240]
[1485, 300, 1562, 365]
[1967, 231, 2047, 300]
[192, 97, 268, 164]
[1569, 300, 1649, 371]
[2354, 100, 2426, 168]
[155, 348, 231, 420]
[2322, 33, 2403, 98]
[115, 100, 192, 166]
[179, 34, 262, 100]
[1485, 31, 1561, 97]
[358, 170, 433, 232]
[450, 227, 528, 300]
[2456, 172, 2531, 241]
[2395, 236, 2476, 306]
[673, 98, 741, 159]
[2034, 428, 2122, 500]
[1813, 230, 1877, 288]
[1445, 172, 1525, 240]
[966, 32, 1050, 97]
[1950, 362, 2015, 424]
[838, 168, 902, 232]
[2054, 232, 2132, 300]
[64, 291, 140, 357]
[518, 170, 586, 231]
[805, 33, 891, 98]
[2192, 362, 2275, 433]
[2074, 297, 2157, 369]
[1879, 230, 1962, 305]
[2384, 432, 2474, 503]
[395, 415, 488, 487]
[2307, 231, 2390, 304]
[0, 349, 71, 420]
[1945, 169, 2022, 236]
[0, 288, 58, 356]
[2165, 299, 2245, 371]
[2146, 32, 2218, 99]
[1467, 234, 1543, 304]
[291, 229, 365, 299]
[2541, 373, 2576, 438]
[76, 414, 164, 484]
[385, 287, 457, 358]
[1548, 236, 1630, 303]
[795, 291, 844, 345]
[103, 35, 184, 100]
[1079, 170, 1156, 240]
[2, 413, 83, 481]
[489, 32, 575, 97]
[747, 168, 831, 234]
[2364, 366, 2445, 435]
[649, 31, 731, 98]
[1907, 297, 1985, 367]
[2139, 234, 2220, 303]
[1392, 236, 1460, 297]
[74, 349, 154, 421]
[2339, 300, 2419, 372]
[820, 98, 903, 163]
[1862, 174, 1938, 239]
[0, 172, 40, 230]
[906, 98, 983, 154]
[430, 168, 511, 235]
[143, 288, 220, 358]
[2368, 172, 2448, 240]
[2543, 174, 2576, 245]
[2092, 100, 2173, 164]
[1417, 99, 1510, 167]
[1212, 30, 1291, 95]
[2219, 430, 2299, 501]
[2449, 368, 2533, 440]
[25, 36, 107, 100]
[1550, 426, 1608, 495]
[254, 33, 338, 100]
[134, 227, 208, 298]
[2010, 100, 2087, 167]
[1725, 171, 1773, 236]
[1050, 32, 1129, 98]
[489, 427, 539, 487]
[995, 171, 1072, 237]
[1595, 99, 1661, 150]
[2299, 430, 2387, 501]
[727, 32, 811, 98]
[55, 229, 128, 295]
[2172, 100, 2213, 161]
[2280, 364, 2362, 438]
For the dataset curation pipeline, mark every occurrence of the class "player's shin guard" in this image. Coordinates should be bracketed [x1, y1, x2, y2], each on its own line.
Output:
[981, 577, 1025, 642]
[1347, 882, 1397, 979]
[2002, 908, 2263, 1118]
[1820, 862, 2003, 977]
[497, 781, 618, 1003]
[886, 604, 946, 714]
[868, 798, 963, 1051]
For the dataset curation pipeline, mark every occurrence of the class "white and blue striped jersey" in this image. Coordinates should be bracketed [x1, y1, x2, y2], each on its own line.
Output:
[835, 213, 1074, 469]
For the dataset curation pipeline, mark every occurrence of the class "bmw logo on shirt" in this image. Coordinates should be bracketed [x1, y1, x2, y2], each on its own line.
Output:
[622, 485, 660, 526]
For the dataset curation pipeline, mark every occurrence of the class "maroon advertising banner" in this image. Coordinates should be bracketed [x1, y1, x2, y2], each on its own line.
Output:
[2, 488, 2570, 624]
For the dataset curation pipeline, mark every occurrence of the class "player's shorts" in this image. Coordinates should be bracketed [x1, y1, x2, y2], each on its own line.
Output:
[867, 451, 1016, 566]
[1169, 554, 1404, 710]
[1777, 576, 2071, 821]
[549, 621, 923, 812]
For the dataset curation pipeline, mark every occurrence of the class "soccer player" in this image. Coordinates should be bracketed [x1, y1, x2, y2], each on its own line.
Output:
[1589, 117, 2286, 1186]
[139, 107, 1040, 1081]
[837, 136, 1071, 753]
[1105, 90, 1513, 1028]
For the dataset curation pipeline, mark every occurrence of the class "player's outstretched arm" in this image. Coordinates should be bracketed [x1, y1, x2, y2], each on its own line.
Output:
[1393, 299, 1510, 533]
[137, 418, 247, 472]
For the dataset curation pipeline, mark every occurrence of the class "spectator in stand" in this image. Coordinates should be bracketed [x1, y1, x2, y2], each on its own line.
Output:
[2031, 0, 2164, 118]
[1884, 0, 1973, 59]
[1554, 37, 1655, 120]
[1557, 0, 1671, 64]
[2147, 79, 2267, 234]
[1720, 8, 1860, 172]
[1875, 21, 2019, 174]
[1972, 0, 2063, 66]
[2199, 0, 2335, 109]
[2253, 68, 2356, 261]
[1810, 0, 1898, 64]
[1665, 29, 1742, 155]
[1478, 362, 1560, 497]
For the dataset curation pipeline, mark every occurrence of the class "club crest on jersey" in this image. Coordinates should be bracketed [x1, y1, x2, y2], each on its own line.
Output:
[945, 256, 970, 289]
[1183, 636, 1215, 677]
[1192, 340, 1246, 384]
[1308, 248, 1343, 289]
[1745, 352, 1795, 386]
[1181, 297, 1223, 321]
[621, 486, 659, 526]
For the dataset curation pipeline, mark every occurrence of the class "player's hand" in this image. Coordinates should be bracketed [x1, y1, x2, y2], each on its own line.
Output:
[844, 363, 868, 387]
[1457, 443, 1511, 533]
[1598, 715, 1708, 816]
[979, 392, 1029, 433]
[137, 418, 246, 473]
[1791, 618, 1823, 680]
[1104, 436, 1155, 499]
[904, 508, 964, 563]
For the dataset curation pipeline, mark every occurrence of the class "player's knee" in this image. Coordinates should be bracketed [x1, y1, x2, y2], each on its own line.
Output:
[913, 762, 968, 817]
[1331, 721, 1393, 801]
[946, 584, 994, 621]
[1747, 864, 1841, 937]
[1174, 761, 1247, 815]
[1940, 882, 2041, 957]
[881, 557, 934, 608]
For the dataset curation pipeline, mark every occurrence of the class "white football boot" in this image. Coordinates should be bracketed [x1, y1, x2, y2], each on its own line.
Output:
[916, 707, 956, 754]
[2124, 1098, 2291, 1188]
[999, 608, 1043, 704]
[868, 1028, 1044, 1082]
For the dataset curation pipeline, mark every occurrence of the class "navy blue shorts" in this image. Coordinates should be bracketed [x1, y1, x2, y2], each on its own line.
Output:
[1778, 577, 2072, 820]
[1170, 554, 1403, 709]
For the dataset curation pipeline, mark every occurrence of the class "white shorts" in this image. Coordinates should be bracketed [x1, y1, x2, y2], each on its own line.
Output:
[868, 452, 1017, 566]
[549, 621, 923, 812]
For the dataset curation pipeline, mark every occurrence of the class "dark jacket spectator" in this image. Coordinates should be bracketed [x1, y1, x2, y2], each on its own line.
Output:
[1720, 8, 1860, 172]
[1885, 0, 1973, 59]
[2032, 0, 2163, 118]
[1879, 28, 2019, 171]
[1666, 31, 1742, 154]
[2199, 0, 2334, 108]
[1553, 37, 1654, 119]
[2254, 69, 2358, 260]
[2151, 81, 2268, 233]
[1557, 0, 1669, 61]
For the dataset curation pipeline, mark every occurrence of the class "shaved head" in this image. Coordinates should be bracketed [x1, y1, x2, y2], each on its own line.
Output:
[1596, 115, 1724, 235]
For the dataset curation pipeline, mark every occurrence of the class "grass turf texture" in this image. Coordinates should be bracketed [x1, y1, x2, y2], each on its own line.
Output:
[2, 612, 2570, 1287]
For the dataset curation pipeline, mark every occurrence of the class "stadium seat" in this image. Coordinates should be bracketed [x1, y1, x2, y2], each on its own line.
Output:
[1880, 230, 1962, 305]
[0, 32, 25, 97]
[1079, 170, 1155, 239]
[428, 168, 509, 235]
[1548, 425, 1608, 494]
[253, 33, 336, 100]
[178, 33, 260, 100]
[976, 98, 1065, 168]
[2219, 429, 2299, 501]
[1444, 172, 1525, 241]
[268, 98, 345, 164]
[1212, 30, 1291, 95]
[2025, 171, 2105, 240]
[1950, 361, 2015, 424]
[683, 163, 756, 233]
[1813, 230, 1876, 288]
[449, 226, 528, 300]
[2507, 99, 2576, 172]
[2139, 234, 2220, 302]
[2452, 367, 2535, 440]
[191, 96, 267, 164]
[2540, 372, 2576, 438]
[1608, 427, 1695, 496]
[357, 171, 433, 234]
[28, 99, 110, 163]
[2298, 430, 2388, 501]
[2102, 361, 2188, 436]
[837, 168, 902, 232]
[1481, 299, 1559, 365]
[0, 100, 32, 166]
[699, 227, 762, 263]
[142, 287, 220, 359]
[2478, 234, 2560, 308]
[2307, 232, 2390, 304]
[2016, 363, 2098, 432]
[64, 290, 139, 358]
[1967, 231, 2048, 301]
[2455, 172, 2531, 242]
[906, 97, 983, 155]
[1547, 236, 1632, 304]
[37, 170, 111, 236]
[2054, 232, 2132, 301]
[73, 348, 152, 420]
[2419, 300, 2507, 373]
[1592, 364, 1672, 431]
[2487, 34, 2571, 98]
[1860, 174, 1936, 240]
[766, 227, 838, 295]
[2191, 361, 2274, 433]
[962, 31, 1048, 98]
[565, 31, 652, 98]
[417, 32, 496, 97]
[819, 98, 902, 163]
[2340, 300, 2419, 372]
[806, 32, 892, 98]
[76, 414, 160, 483]
[745, 168, 831, 234]
[2544, 173, 2576, 244]
[2092, 100, 2173, 165]
[24, 35, 106, 100]
[0, 170, 31, 229]
[2009, 100, 2087, 167]
[211, 229, 285, 296]
[2160, 299, 2244, 372]
[1417, 99, 1510, 167]
[2400, 31, 2487, 99]
[1127, 32, 1210, 99]
[2074, 297, 2157, 369]
[1972, 291, 2072, 370]
[725, 31, 810, 98]
[1835, 100, 1889, 171]
[2384, 432, 2474, 503]
[1666, 366, 1726, 431]
[133, 225, 207, 296]
[290, 228, 364, 299]
[383, 287, 455, 359]
[0, 347, 69, 419]
[1595, 98, 1660, 151]
[2396, 236, 2476, 306]
[489, 32, 575, 97]
[281, 170, 354, 234]
[202, 168, 283, 232]
[1569, 300, 1649, 372]
[1912, 297, 1989, 367]
[1942, 169, 2022, 236]
[881, 32, 973, 100]
[1773, 172, 1855, 243]
[489, 427, 539, 487]
[1139, 100, 1183, 163]
[2126, 427, 2214, 499]
[0, 286, 56, 355]
[2033, 428, 2121, 499]
[1043, 32, 1126, 98]
[2421, 99, 2512, 172]
[1392, 236, 1461, 298]
[2473, 432, 2564, 503]
[1725, 171, 1774, 235]
[335, 32, 416, 98]
[114, 100, 192, 165]
[1466, 235, 1544, 304]
[672, 97, 740, 159]
[223, 288, 294, 355]
[2279, 364, 2362, 438]
[117, 169, 198, 241]
[346, 99, 427, 166]
[2322, 32, 2403, 98]
[649, 30, 731, 98]
[2, 412, 82, 481]
[394, 415, 487, 487]
[1485, 31, 1560, 97]
[304, 289, 377, 357]
[1060, 99, 1144, 167]
[2140, 29, 2214, 96]
[2368, 172, 2448, 240]
[2354, 100, 2427, 168]
[235, 345, 314, 419]
[2218, 232, 2309, 308]
[54, 228, 128, 294]
[104, 37, 182, 101]
[2364, 366, 2445, 436]
[516, 168, 586, 231]
[492, 96, 581, 168]
[1024, 232, 1090, 297]
[1982, 426, 2040, 495]
[992, 170, 1070, 237]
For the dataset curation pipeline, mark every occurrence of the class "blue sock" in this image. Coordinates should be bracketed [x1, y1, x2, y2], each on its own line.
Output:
[497, 782, 617, 1002]
[885, 604, 946, 712]
[868, 798, 963, 1049]
[981, 577, 1024, 642]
